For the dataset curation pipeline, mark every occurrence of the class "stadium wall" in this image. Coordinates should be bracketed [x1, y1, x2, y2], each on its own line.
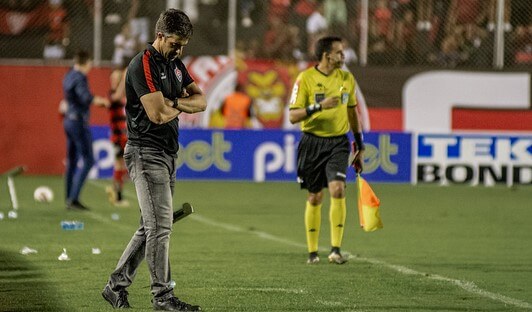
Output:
[0, 65, 111, 175]
[0, 63, 530, 185]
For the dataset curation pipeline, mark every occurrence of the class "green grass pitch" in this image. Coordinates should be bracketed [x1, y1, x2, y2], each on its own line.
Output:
[0, 176, 531, 311]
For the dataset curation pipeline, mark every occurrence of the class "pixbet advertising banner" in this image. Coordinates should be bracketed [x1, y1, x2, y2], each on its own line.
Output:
[416, 133, 532, 186]
[90, 127, 412, 183]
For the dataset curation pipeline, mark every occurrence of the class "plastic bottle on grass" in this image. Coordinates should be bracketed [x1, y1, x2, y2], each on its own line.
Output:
[60, 221, 84, 230]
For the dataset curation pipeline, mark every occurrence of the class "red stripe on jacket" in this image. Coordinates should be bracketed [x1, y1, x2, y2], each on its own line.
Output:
[142, 51, 156, 92]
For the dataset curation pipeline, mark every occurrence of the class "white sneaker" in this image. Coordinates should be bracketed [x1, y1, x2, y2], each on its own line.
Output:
[114, 199, 130, 208]
[307, 253, 320, 264]
[328, 251, 348, 264]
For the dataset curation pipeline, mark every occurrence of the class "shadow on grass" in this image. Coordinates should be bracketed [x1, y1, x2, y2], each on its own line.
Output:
[0, 249, 67, 311]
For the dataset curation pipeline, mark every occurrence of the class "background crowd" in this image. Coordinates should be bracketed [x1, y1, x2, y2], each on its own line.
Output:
[0, 0, 530, 68]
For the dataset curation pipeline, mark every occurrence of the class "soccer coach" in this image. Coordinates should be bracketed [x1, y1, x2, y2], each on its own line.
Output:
[102, 9, 206, 311]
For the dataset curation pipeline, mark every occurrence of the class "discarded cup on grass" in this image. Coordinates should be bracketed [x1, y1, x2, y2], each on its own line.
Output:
[58, 248, 70, 261]
[8, 210, 17, 219]
[20, 246, 38, 255]
[111, 213, 120, 221]
[92, 248, 101, 255]
[61, 221, 84, 230]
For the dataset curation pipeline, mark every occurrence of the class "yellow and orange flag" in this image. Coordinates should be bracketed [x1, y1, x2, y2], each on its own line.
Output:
[357, 174, 383, 232]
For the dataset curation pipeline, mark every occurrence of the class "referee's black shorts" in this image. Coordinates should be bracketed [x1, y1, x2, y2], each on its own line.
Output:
[297, 132, 350, 193]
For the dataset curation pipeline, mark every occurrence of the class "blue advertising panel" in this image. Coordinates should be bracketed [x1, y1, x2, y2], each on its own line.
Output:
[90, 126, 115, 179]
[358, 132, 412, 183]
[176, 129, 299, 181]
[91, 127, 412, 183]
[416, 133, 532, 186]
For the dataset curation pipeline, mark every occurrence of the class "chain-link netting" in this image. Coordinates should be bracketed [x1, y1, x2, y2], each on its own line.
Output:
[0, 0, 530, 68]
[233, 0, 531, 68]
[0, 0, 165, 63]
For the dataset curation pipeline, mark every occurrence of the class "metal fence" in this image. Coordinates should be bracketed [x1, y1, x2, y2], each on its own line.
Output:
[0, 0, 530, 68]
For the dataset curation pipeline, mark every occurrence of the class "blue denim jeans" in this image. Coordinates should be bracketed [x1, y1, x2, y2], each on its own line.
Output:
[63, 118, 95, 203]
[108, 144, 177, 299]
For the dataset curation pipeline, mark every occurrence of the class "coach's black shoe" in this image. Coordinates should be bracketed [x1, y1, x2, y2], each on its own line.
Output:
[66, 200, 90, 211]
[102, 284, 130, 309]
[153, 296, 201, 311]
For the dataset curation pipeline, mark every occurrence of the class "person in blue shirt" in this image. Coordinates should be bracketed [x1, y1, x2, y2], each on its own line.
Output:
[63, 50, 109, 211]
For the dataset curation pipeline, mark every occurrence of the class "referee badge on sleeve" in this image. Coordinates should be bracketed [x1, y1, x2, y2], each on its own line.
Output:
[341, 92, 349, 104]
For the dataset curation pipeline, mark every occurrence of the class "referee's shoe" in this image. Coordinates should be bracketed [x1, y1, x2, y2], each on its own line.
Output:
[307, 252, 320, 264]
[328, 247, 348, 264]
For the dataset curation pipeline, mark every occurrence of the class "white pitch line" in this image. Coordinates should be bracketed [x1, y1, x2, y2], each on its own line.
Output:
[193, 214, 305, 249]
[84, 210, 132, 231]
[221, 287, 306, 294]
[190, 214, 532, 310]
[315, 299, 344, 307]
[85, 181, 134, 231]
[358, 257, 532, 309]
[86, 181, 532, 309]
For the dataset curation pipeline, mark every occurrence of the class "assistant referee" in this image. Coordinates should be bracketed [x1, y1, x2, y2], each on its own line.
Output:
[289, 36, 365, 265]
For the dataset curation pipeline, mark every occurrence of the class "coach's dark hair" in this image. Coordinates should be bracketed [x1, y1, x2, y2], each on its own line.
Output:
[314, 36, 343, 61]
[74, 50, 91, 65]
[155, 9, 193, 39]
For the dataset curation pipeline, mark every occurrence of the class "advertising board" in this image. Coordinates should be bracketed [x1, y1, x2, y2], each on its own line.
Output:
[90, 127, 412, 183]
[417, 133, 532, 186]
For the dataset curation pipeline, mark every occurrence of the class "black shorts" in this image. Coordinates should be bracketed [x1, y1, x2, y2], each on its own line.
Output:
[297, 132, 350, 193]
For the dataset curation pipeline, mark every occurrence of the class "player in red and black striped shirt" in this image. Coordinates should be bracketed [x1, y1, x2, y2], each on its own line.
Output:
[106, 57, 131, 207]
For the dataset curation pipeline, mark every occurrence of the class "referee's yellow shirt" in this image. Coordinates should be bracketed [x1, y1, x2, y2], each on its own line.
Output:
[289, 66, 357, 137]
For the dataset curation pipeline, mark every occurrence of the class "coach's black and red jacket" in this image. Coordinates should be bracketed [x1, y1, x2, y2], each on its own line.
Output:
[125, 44, 193, 155]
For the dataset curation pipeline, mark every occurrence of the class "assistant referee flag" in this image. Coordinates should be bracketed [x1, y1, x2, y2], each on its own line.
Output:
[357, 175, 383, 232]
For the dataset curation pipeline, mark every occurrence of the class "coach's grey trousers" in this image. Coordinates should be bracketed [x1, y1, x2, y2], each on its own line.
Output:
[108, 144, 177, 299]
